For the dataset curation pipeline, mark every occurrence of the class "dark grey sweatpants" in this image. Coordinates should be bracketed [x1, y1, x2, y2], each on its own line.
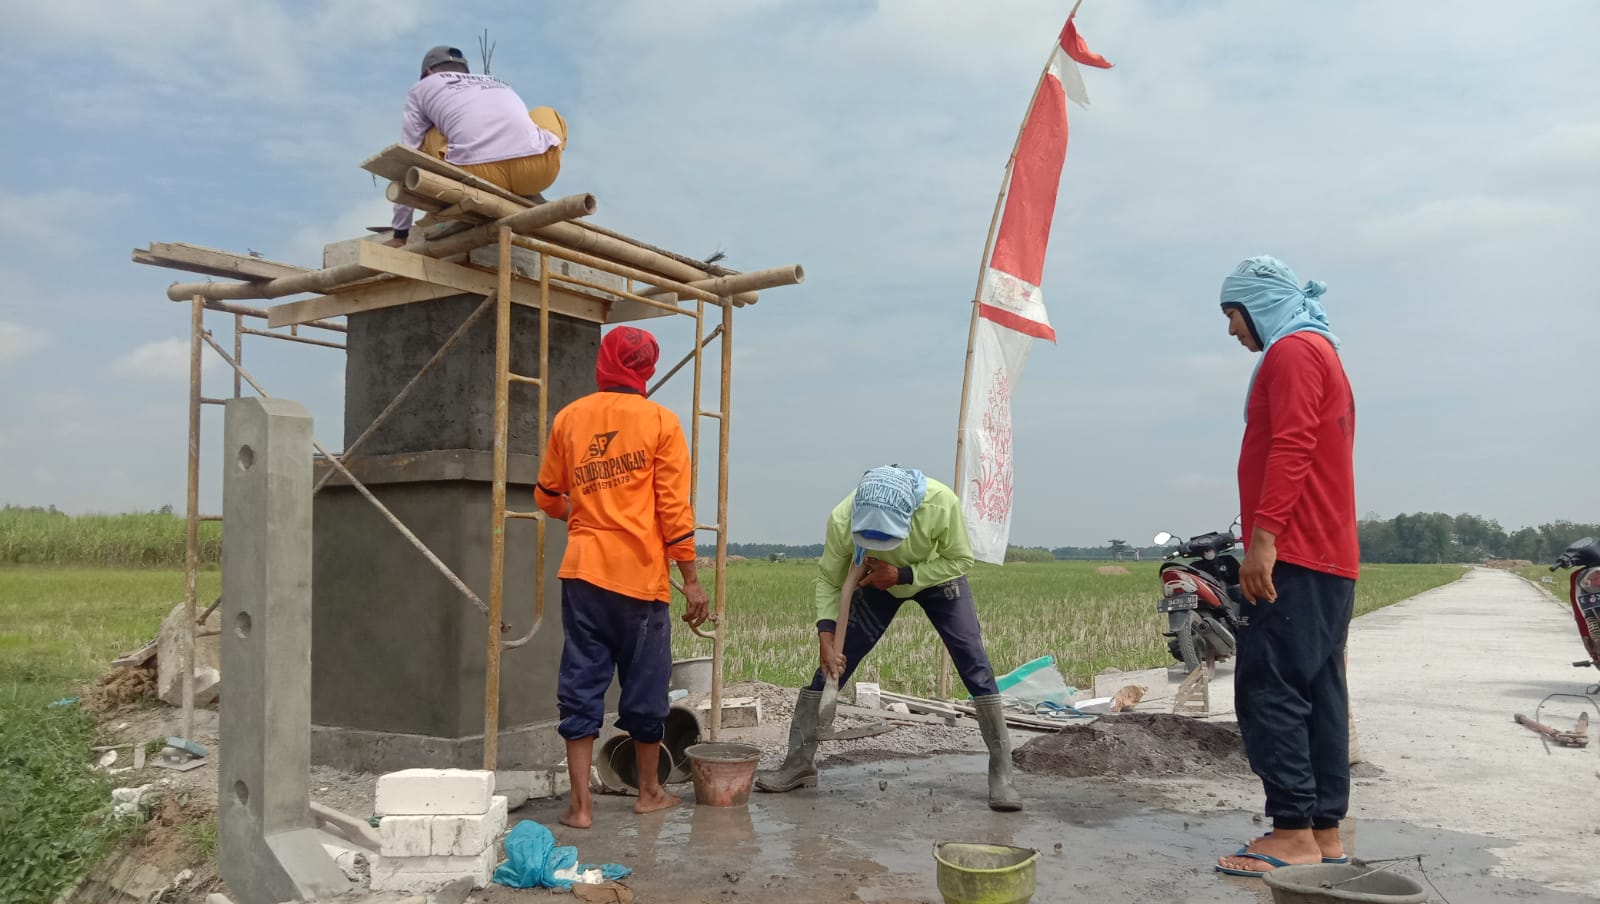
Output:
[804, 576, 1000, 697]
[1234, 561, 1357, 831]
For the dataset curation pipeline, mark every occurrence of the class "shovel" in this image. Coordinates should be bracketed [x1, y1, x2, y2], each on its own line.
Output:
[819, 560, 869, 732]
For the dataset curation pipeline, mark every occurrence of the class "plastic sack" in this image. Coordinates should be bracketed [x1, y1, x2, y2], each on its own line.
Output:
[993, 655, 1074, 707]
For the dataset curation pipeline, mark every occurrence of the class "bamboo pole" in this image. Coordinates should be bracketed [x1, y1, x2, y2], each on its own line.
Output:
[164, 193, 598, 301]
[690, 301, 705, 533]
[643, 266, 804, 300]
[503, 250, 552, 654]
[943, 23, 1064, 699]
[711, 296, 733, 740]
[509, 236, 723, 307]
[203, 299, 347, 333]
[182, 296, 203, 742]
[385, 180, 450, 213]
[237, 326, 346, 350]
[232, 314, 243, 399]
[484, 228, 513, 771]
[402, 169, 764, 306]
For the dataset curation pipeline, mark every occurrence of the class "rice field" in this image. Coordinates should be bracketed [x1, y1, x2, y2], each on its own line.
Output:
[672, 560, 1467, 696]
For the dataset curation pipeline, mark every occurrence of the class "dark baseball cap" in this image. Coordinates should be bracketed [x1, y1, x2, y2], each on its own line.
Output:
[419, 45, 468, 78]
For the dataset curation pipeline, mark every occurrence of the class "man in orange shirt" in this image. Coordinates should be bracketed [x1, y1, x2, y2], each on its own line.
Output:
[535, 326, 709, 828]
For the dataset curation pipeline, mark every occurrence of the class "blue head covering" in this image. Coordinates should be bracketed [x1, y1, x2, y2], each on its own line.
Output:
[1219, 255, 1338, 419]
[849, 465, 928, 564]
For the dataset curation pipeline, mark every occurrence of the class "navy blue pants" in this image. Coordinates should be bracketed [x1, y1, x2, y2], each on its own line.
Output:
[557, 579, 671, 744]
[1234, 561, 1356, 831]
[804, 576, 1000, 697]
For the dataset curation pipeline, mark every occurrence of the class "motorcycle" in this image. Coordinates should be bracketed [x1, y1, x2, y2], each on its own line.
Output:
[1153, 522, 1245, 675]
[1550, 536, 1600, 690]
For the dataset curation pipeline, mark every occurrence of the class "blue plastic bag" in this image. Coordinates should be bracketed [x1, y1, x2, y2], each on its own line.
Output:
[491, 821, 634, 889]
[492, 821, 577, 889]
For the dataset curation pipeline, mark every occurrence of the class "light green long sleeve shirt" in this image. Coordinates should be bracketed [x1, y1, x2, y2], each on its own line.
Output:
[813, 477, 976, 627]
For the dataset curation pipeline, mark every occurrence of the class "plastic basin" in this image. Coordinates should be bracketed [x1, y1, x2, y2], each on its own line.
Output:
[933, 841, 1038, 904]
[685, 742, 761, 808]
[1263, 863, 1429, 904]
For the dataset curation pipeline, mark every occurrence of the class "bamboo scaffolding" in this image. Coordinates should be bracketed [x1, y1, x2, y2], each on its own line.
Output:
[402, 169, 764, 306]
[164, 193, 598, 301]
[181, 297, 203, 744]
[484, 228, 514, 770]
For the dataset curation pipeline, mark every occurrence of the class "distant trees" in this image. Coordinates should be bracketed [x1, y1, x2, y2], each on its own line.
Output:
[1107, 539, 1130, 561]
[1358, 513, 1600, 563]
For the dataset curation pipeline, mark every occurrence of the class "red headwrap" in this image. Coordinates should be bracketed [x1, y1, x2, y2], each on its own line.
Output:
[595, 326, 659, 394]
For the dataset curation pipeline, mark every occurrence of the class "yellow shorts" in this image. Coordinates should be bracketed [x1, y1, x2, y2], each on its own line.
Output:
[421, 106, 567, 197]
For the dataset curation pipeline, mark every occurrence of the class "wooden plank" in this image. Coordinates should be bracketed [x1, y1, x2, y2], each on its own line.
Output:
[133, 242, 308, 281]
[266, 245, 610, 328]
[362, 144, 530, 209]
[949, 702, 1072, 732]
[819, 722, 894, 742]
[880, 690, 964, 719]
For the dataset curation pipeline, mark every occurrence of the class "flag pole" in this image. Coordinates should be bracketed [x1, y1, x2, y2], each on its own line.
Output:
[945, 0, 1081, 697]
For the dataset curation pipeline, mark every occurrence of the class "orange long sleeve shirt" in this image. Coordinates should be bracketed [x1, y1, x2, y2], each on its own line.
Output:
[534, 390, 697, 603]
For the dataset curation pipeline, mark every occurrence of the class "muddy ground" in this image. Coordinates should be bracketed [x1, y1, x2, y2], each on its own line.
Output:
[68, 568, 1600, 903]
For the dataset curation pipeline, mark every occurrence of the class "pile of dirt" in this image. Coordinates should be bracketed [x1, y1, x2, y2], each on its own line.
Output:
[1096, 565, 1131, 576]
[1012, 713, 1251, 778]
[84, 664, 157, 714]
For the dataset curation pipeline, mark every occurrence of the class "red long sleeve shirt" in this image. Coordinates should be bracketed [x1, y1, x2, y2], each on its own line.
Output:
[1238, 332, 1359, 580]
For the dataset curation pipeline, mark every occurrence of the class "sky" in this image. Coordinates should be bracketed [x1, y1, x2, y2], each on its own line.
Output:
[1, 0, 1597, 547]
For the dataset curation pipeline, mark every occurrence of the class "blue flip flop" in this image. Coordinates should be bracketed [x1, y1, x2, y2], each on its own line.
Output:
[1322, 854, 1351, 864]
[1236, 831, 1350, 865]
[1216, 851, 1292, 878]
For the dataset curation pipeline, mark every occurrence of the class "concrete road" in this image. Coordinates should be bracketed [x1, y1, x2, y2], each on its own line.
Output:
[492, 567, 1600, 903]
[1345, 567, 1600, 897]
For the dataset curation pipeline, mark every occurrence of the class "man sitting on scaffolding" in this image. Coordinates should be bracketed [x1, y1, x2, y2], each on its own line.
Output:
[385, 45, 567, 248]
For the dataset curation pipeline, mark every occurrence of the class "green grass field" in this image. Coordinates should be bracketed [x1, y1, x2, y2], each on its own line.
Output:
[670, 560, 1464, 696]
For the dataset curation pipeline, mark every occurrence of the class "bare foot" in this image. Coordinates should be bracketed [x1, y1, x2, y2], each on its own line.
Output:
[633, 788, 681, 815]
[1217, 829, 1321, 874]
[559, 804, 593, 829]
[1313, 826, 1344, 860]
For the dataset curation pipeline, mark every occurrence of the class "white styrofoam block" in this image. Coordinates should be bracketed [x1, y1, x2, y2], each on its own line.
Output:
[375, 768, 495, 816]
[369, 849, 496, 892]
[377, 814, 433, 857]
[431, 795, 507, 855]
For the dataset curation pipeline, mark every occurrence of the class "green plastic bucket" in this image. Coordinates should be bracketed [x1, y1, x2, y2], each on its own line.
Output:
[933, 841, 1039, 904]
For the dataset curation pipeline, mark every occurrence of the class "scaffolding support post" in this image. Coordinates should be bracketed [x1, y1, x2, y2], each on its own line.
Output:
[182, 295, 203, 743]
[710, 296, 734, 740]
[484, 227, 514, 770]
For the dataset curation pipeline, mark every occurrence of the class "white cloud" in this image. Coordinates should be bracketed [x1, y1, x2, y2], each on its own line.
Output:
[1358, 197, 1580, 250]
[0, 321, 51, 364]
[280, 197, 395, 266]
[111, 338, 225, 380]
[0, 189, 131, 248]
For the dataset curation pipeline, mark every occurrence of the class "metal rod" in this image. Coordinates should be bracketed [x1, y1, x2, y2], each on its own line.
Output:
[200, 332, 492, 618]
[311, 295, 495, 494]
[233, 313, 243, 398]
[198, 594, 223, 624]
[182, 296, 202, 743]
[483, 227, 513, 770]
[507, 248, 552, 653]
[711, 297, 734, 740]
[238, 326, 347, 350]
[647, 325, 723, 399]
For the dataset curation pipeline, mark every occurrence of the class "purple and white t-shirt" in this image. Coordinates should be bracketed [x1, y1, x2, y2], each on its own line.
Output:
[391, 72, 561, 232]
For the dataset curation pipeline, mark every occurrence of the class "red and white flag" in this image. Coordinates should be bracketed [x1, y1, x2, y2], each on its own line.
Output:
[961, 14, 1111, 565]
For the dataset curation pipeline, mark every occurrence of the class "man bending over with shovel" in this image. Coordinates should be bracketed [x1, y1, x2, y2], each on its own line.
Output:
[755, 465, 1022, 811]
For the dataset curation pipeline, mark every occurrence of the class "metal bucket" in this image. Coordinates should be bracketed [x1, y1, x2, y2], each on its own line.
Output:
[670, 657, 713, 696]
[684, 742, 761, 808]
[595, 735, 673, 795]
[1263, 864, 1428, 904]
[933, 841, 1038, 904]
[663, 706, 703, 784]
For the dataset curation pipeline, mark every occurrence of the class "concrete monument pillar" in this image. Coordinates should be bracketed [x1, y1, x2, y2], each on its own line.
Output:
[219, 397, 349, 903]
[310, 293, 605, 772]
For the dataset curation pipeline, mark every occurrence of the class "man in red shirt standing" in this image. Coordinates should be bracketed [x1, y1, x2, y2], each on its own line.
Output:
[1212, 256, 1359, 879]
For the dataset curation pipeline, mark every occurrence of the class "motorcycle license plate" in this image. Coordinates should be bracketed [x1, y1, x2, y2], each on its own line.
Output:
[1581, 592, 1600, 614]
[1158, 593, 1200, 613]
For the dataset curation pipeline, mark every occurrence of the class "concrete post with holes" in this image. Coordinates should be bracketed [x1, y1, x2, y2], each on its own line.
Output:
[219, 397, 349, 904]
